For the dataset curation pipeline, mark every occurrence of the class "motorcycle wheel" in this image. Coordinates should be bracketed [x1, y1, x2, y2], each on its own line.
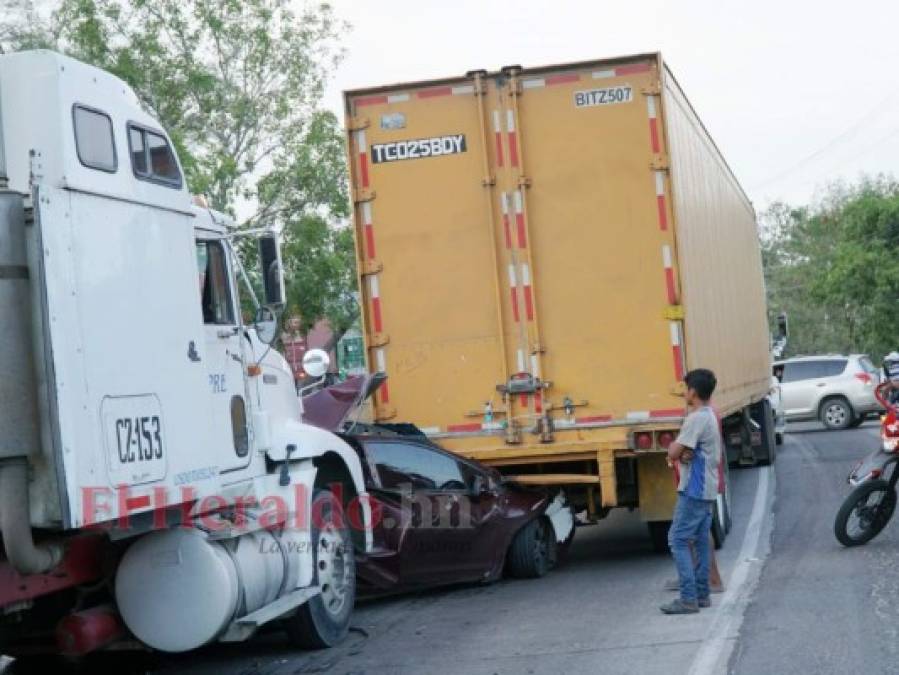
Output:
[834, 479, 897, 547]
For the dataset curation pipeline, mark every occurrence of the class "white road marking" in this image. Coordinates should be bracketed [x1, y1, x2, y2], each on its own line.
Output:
[687, 465, 774, 675]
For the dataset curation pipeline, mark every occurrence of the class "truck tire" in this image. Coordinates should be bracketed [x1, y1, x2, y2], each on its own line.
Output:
[285, 489, 355, 649]
[506, 517, 554, 578]
[753, 399, 776, 465]
[711, 499, 726, 549]
[647, 521, 671, 554]
[820, 397, 853, 431]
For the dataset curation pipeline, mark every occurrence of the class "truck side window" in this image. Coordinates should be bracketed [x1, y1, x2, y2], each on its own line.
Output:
[73, 105, 117, 172]
[196, 241, 235, 325]
[127, 123, 182, 187]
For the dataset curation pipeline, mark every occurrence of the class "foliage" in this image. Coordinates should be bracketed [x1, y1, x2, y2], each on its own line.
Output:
[1, 0, 357, 334]
[762, 176, 899, 361]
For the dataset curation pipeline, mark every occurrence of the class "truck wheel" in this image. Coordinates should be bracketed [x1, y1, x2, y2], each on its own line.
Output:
[285, 489, 355, 649]
[506, 517, 554, 578]
[775, 432, 784, 445]
[821, 397, 853, 431]
[647, 521, 671, 554]
[711, 498, 726, 549]
[752, 399, 776, 465]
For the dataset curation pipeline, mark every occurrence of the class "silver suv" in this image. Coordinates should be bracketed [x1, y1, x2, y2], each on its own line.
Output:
[773, 355, 881, 430]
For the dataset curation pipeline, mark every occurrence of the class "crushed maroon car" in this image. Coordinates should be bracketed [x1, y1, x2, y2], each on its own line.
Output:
[302, 375, 574, 595]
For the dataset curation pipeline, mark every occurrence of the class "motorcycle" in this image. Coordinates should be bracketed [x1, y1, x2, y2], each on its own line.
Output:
[834, 382, 899, 546]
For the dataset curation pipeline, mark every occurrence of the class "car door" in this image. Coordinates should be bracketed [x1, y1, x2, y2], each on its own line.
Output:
[780, 361, 822, 417]
[195, 238, 251, 472]
[364, 439, 486, 585]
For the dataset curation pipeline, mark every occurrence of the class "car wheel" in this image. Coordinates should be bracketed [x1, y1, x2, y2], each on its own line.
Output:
[820, 397, 853, 430]
[285, 489, 355, 649]
[848, 416, 865, 428]
[506, 517, 554, 578]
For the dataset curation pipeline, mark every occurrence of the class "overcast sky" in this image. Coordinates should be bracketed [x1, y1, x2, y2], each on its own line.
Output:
[325, 0, 899, 212]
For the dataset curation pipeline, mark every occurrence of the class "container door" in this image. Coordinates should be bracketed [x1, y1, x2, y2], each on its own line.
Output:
[347, 79, 516, 434]
[504, 58, 685, 421]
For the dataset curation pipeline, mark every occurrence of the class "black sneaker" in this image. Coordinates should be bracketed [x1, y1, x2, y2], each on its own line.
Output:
[698, 597, 711, 608]
[660, 598, 699, 614]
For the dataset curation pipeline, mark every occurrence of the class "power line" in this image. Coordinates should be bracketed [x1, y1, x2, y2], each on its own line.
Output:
[751, 89, 899, 190]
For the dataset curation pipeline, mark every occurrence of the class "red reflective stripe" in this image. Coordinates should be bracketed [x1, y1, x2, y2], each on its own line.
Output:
[546, 73, 580, 86]
[508, 132, 519, 167]
[519, 393, 528, 407]
[665, 268, 677, 304]
[495, 132, 504, 167]
[523, 285, 535, 321]
[364, 223, 376, 259]
[576, 415, 613, 424]
[417, 86, 453, 99]
[656, 195, 668, 230]
[672, 342, 685, 380]
[371, 297, 383, 333]
[125, 495, 151, 511]
[360, 153, 370, 189]
[447, 422, 481, 433]
[379, 381, 390, 404]
[652, 406, 683, 418]
[649, 118, 661, 153]
[510, 289, 520, 322]
[616, 63, 651, 75]
[534, 391, 543, 413]
[515, 213, 527, 248]
[356, 95, 388, 107]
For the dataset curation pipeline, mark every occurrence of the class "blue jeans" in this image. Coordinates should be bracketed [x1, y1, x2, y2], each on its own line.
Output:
[668, 493, 713, 604]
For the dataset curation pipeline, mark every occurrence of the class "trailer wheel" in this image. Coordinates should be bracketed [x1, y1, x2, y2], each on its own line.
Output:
[285, 489, 355, 649]
[711, 498, 726, 550]
[647, 521, 671, 554]
[506, 517, 554, 578]
[753, 399, 777, 465]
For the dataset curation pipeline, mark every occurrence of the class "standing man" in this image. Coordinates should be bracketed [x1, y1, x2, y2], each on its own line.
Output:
[660, 368, 721, 615]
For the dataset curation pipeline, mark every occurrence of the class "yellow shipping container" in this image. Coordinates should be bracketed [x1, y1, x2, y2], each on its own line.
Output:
[344, 53, 772, 549]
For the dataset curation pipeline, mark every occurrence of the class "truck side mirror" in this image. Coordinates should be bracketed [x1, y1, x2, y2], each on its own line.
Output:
[776, 312, 788, 339]
[254, 306, 279, 345]
[259, 234, 285, 308]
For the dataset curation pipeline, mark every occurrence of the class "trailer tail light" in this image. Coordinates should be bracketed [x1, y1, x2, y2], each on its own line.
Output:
[855, 372, 873, 386]
[634, 431, 653, 450]
[657, 431, 675, 449]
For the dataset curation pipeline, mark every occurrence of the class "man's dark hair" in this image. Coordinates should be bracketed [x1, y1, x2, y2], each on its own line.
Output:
[684, 368, 717, 401]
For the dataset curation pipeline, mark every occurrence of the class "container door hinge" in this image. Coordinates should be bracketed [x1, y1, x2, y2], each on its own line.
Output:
[650, 155, 670, 171]
[641, 82, 662, 96]
[518, 176, 532, 189]
[361, 260, 383, 275]
[482, 176, 496, 187]
[663, 305, 685, 320]
[375, 405, 397, 421]
[347, 116, 370, 132]
[369, 333, 390, 348]
[353, 189, 376, 204]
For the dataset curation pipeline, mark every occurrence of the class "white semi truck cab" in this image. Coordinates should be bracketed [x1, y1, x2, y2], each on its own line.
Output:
[0, 50, 371, 657]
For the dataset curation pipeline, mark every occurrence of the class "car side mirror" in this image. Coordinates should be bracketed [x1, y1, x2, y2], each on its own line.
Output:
[258, 233, 285, 308]
[302, 348, 331, 379]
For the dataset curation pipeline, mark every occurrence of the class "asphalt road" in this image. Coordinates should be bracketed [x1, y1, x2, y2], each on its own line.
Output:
[7, 421, 888, 674]
[730, 419, 898, 675]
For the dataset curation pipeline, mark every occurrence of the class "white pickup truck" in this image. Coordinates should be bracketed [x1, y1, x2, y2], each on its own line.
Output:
[0, 50, 371, 659]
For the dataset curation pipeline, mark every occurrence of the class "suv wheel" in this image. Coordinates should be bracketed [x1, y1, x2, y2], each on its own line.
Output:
[821, 397, 853, 430]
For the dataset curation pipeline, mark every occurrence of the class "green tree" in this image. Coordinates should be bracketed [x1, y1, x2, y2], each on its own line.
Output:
[1, 0, 358, 335]
[762, 176, 899, 361]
